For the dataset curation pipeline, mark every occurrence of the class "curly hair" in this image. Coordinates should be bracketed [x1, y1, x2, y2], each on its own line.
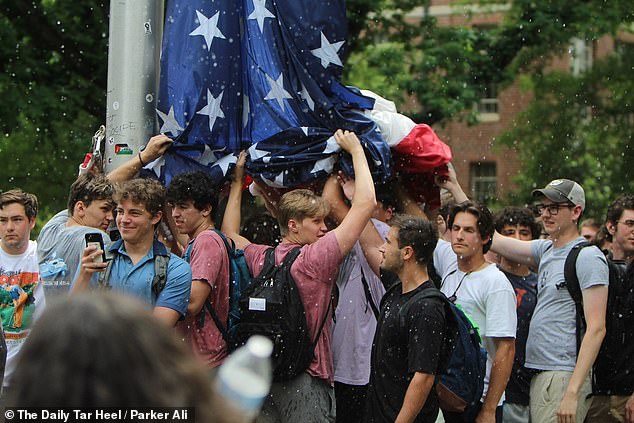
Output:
[166, 171, 218, 213]
[494, 207, 540, 239]
[0, 189, 38, 220]
[114, 178, 165, 217]
[5, 292, 216, 422]
[606, 194, 634, 224]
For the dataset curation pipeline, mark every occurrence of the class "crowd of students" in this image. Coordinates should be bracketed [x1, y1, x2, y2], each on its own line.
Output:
[0, 129, 631, 423]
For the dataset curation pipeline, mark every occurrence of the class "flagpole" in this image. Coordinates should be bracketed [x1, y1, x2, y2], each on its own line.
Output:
[104, 0, 165, 173]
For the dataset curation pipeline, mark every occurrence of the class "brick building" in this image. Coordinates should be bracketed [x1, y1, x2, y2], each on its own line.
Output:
[403, 1, 625, 206]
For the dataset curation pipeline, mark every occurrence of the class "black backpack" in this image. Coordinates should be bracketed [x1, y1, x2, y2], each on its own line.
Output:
[399, 286, 486, 415]
[563, 241, 614, 353]
[230, 247, 331, 382]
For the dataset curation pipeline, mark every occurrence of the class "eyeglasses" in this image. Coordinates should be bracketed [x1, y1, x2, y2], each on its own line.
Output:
[617, 220, 634, 229]
[533, 203, 574, 216]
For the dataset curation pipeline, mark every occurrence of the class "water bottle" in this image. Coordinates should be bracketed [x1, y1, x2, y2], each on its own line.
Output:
[214, 336, 273, 422]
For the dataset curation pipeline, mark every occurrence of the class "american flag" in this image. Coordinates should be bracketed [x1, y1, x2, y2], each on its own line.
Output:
[152, 0, 391, 187]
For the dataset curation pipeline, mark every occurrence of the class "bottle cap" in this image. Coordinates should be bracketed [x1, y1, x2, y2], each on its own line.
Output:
[246, 335, 273, 358]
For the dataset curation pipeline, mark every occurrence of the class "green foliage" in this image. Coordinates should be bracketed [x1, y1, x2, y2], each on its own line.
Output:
[0, 1, 108, 212]
[498, 52, 634, 220]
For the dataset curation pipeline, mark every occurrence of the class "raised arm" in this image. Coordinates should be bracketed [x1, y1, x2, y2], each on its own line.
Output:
[331, 130, 376, 256]
[490, 232, 537, 268]
[107, 134, 173, 183]
[322, 172, 383, 275]
[435, 162, 468, 204]
[221, 152, 251, 250]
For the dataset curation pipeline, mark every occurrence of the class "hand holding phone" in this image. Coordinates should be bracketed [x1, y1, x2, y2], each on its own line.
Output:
[85, 233, 107, 263]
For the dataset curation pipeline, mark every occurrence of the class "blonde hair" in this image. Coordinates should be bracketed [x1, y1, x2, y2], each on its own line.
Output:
[277, 189, 330, 236]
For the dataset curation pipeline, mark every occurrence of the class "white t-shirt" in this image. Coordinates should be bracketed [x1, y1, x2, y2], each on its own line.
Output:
[0, 240, 46, 388]
[434, 239, 517, 405]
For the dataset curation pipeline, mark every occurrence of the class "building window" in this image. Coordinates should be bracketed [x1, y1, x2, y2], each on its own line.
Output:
[470, 162, 497, 205]
[569, 38, 593, 75]
[476, 83, 499, 122]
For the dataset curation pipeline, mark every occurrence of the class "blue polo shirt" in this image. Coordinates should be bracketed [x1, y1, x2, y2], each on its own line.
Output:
[89, 239, 192, 317]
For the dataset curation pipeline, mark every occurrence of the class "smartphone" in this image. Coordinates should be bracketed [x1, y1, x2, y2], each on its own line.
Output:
[85, 233, 107, 263]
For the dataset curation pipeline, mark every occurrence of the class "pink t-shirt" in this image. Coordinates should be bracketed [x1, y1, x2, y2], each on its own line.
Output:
[177, 230, 230, 368]
[244, 231, 343, 384]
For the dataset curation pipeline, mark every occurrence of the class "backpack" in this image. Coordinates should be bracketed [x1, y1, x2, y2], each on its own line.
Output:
[98, 240, 170, 302]
[183, 229, 252, 341]
[400, 287, 487, 415]
[563, 241, 619, 354]
[230, 247, 332, 382]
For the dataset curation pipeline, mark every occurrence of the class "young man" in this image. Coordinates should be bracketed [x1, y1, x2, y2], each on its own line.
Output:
[322, 174, 393, 423]
[37, 172, 115, 298]
[365, 215, 446, 423]
[491, 179, 608, 423]
[0, 189, 45, 392]
[72, 178, 191, 327]
[38, 134, 174, 299]
[223, 129, 376, 423]
[493, 207, 541, 423]
[586, 194, 634, 423]
[434, 201, 517, 423]
[166, 171, 230, 369]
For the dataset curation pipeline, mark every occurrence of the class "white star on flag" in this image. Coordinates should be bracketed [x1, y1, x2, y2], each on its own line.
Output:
[189, 11, 226, 50]
[264, 73, 292, 111]
[156, 106, 184, 137]
[323, 136, 340, 154]
[243, 95, 250, 128]
[196, 89, 225, 132]
[150, 157, 166, 178]
[249, 144, 269, 161]
[248, 0, 275, 32]
[212, 153, 237, 176]
[311, 156, 336, 175]
[310, 31, 344, 68]
[261, 171, 286, 188]
[199, 145, 228, 166]
[300, 84, 315, 111]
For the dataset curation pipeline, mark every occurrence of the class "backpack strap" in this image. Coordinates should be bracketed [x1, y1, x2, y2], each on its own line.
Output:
[198, 229, 235, 335]
[98, 239, 169, 304]
[151, 242, 171, 303]
[359, 268, 380, 319]
[563, 240, 592, 354]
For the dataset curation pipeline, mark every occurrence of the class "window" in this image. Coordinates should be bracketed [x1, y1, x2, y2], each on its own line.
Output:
[470, 162, 497, 205]
[569, 38, 593, 75]
[476, 82, 499, 122]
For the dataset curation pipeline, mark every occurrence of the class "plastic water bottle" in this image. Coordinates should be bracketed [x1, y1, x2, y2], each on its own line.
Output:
[214, 336, 273, 423]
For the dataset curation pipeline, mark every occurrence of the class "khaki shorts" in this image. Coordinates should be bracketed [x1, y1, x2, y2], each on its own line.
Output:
[529, 371, 591, 423]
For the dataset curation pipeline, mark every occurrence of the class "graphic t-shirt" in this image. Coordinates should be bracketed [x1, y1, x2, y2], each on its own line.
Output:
[0, 240, 45, 387]
[37, 210, 110, 299]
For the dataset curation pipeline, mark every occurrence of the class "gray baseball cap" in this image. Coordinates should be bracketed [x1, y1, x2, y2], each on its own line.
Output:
[532, 179, 585, 211]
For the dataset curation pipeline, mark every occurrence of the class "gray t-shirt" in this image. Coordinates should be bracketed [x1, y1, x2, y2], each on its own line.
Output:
[526, 237, 608, 371]
[37, 210, 111, 300]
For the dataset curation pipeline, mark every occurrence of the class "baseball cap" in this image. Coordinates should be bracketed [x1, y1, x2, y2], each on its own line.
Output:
[532, 179, 585, 211]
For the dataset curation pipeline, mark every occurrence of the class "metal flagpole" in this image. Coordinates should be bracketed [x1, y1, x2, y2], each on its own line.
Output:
[104, 0, 164, 173]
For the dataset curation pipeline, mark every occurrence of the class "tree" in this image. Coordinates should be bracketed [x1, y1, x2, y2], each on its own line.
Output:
[0, 1, 108, 220]
[498, 49, 634, 220]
